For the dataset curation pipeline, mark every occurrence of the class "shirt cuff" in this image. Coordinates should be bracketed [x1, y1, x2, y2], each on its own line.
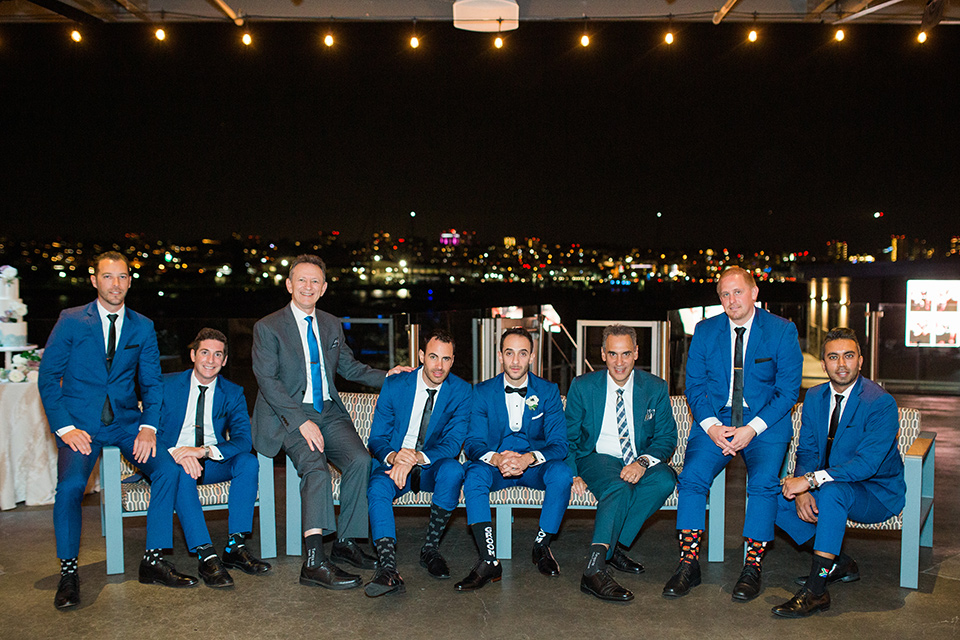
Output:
[419, 452, 431, 466]
[139, 424, 157, 433]
[814, 470, 834, 485]
[639, 454, 660, 468]
[528, 451, 545, 466]
[208, 445, 223, 461]
[56, 425, 76, 437]
[699, 418, 722, 434]
[746, 416, 767, 436]
[480, 451, 497, 465]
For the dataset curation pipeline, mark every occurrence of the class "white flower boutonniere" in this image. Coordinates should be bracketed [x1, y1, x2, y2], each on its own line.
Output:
[525, 395, 539, 411]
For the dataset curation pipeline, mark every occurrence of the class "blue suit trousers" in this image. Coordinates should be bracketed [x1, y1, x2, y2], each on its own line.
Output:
[367, 457, 465, 541]
[463, 459, 572, 535]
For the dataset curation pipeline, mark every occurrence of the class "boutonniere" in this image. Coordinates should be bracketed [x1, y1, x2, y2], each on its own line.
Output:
[525, 395, 539, 411]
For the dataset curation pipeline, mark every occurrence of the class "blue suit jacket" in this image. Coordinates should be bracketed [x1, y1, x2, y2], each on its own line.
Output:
[796, 376, 905, 515]
[157, 370, 253, 461]
[685, 307, 803, 443]
[367, 368, 472, 466]
[38, 301, 162, 441]
[565, 369, 677, 475]
[464, 373, 567, 463]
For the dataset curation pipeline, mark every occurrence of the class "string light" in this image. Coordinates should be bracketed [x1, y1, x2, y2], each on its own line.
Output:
[665, 31, 674, 45]
[494, 36, 504, 49]
[580, 33, 590, 47]
[748, 29, 758, 42]
[70, 29, 82, 43]
[323, 33, 334, 47]
[410, 18, 419, 49]
[834, 29, 844, 42]
[155, 28, 166, 41]
[917, 31, 927, 43]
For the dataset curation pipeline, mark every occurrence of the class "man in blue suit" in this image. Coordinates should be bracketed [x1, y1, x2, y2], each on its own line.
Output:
[159, 328, 271, 589]
[364, 329, 472, 597]
[455, 327, 573, 591]
[567, 324, 678, 602]
[772, 327, 904, 617]
[39, 252, 193, 610]
[665, 266, 803, 601]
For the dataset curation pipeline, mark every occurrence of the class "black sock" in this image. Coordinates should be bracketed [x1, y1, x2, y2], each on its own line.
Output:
[836, 550, 852, 567]
[142, 548, 163, 566]
[225, 532, 246, 553]
[806, 555, 835, 596]
[678, 529, 703, 563]
[376, 537, 398, 571]
[60, 558, 78, 576]
[533, 529, 552, 548]
[423, 504, 453, 550]
[194, 543, 217, 561]
[471, 522, 497, 564]
[584, 544, 606, 576]
[305, 534, 326, 568]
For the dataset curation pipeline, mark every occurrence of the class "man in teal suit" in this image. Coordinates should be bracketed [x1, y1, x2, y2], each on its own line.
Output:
[566, 324, 677, 602]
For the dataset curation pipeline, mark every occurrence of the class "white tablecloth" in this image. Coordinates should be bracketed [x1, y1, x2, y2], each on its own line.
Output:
[0, 381, 58, 510]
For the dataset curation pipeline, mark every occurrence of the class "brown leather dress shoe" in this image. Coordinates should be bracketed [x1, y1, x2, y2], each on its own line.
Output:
[454, 560, 502, 591]
[772, 588, 831, 618]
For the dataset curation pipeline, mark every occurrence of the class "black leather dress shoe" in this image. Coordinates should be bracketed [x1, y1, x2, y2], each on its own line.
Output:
[222, 546, 272, 575]
[580, 570, 634, 602]
[795, 557, 860, 587]
[454, 560, 502, 592]
[532, 545, 560, 577]
[331, 539, 378, 570]
[608, 545, 645, 575]
[299, 560, 362, 590]
[54, 573, 80, 610]
[364, 567, 405, 597]
[732, 564, 762, 601]
[138, 559, 199, 588]
[772, 588, 831, 618]
[198, 555, 234, 588]
[420, 546, 450, 579]
[662, 559, 701, 598]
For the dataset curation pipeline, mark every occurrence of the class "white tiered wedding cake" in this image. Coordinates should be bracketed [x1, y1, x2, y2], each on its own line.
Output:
[0, 266, 28, 347]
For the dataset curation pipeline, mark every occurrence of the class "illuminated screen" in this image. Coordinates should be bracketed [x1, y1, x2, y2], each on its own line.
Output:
[905, 280, 959, 347]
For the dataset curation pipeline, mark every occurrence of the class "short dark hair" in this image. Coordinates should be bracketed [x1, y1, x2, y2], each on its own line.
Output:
[601, 324, 637, 349]
[716, 266, 756, 295]
[288, 254, 327, 280]
[189, 327, 228, 357]
[820, 327, 860, 360]
[421, 328, 456, 354]
[93, 251, 130, 275]
[499, 326, 533, 352]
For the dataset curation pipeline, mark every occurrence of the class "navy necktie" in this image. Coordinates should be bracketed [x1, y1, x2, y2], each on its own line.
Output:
[195, 385, 208, 484]
[731, 327, 745, 427]
[825, 394, 844, 464]
[101, 313, 119, 425]
[411, 388, 437, 493]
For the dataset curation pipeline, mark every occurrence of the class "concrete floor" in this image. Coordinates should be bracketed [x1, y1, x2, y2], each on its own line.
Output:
[1, 394, 957, 640]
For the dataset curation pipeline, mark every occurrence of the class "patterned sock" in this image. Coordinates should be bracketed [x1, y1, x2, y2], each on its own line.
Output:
[304, 534, 326, 568]
[142, 548, 163, 566]
[584, 544, 606, 576]
[423, 504, 453, 550]
[471, 522, 498, 565]
[194, 543, 217, 562]
[744, 538, 768, 568]
[533, 529, 552, 548]
[678, 529, 703, 563]
[60, 558, 78, 576]
[375, 537, 398, 571]
[806, 554, 835, 596]
[225, 532, 246, 553]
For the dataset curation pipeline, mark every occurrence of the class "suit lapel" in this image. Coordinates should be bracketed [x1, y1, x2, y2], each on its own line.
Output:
[745, 309, 763, 365]
[815, 384, 831, 463]
[212, 374, 227, 442]
[718, 317, 732, 388]
[85, 303, 108, 363]
[493, 374, 510, 442]
[593, 374, 607, 444]
[283, 307, 308, 385]
[631, 372, 645, 440]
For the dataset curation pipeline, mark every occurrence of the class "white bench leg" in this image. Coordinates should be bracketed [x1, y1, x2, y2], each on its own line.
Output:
[286, 454, 302, 557]
[707, 467, 726, 562]
[495, 505, 513, 560]
[256, 453, 277, 559]
[102, 446, 125, 575]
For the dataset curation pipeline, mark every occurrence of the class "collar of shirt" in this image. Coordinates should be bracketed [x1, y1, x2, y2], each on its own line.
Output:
[606, 370, 634, 397]
[176, 372, 219, 448]
[96, 301, 125, 349]
[728, 311, 756, 350]
[503, 374, 527, 431]
[503, 374, 529, 392]
[401, 368, 444, 450]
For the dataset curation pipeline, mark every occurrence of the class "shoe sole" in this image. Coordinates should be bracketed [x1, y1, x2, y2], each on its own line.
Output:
[772, 603, 830, 618]
[299, 576, 362, 590]
[222, 561, 272, 575]
[138, 577, 198, 588]
[580, 584, 634, 602]
[454, 576, 501, 592]
[732, 589, 760, 602]
[364, 583, 406, 597]
[419, 560, 450, 579]
[794, 573, 860, 587]
[662, 576, 702, 598]
[330, 553, 377, 571]
[201, 577, 235, 589]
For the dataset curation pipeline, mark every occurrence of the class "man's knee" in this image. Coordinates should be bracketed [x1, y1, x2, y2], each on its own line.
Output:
[543, 460, 573, 488]
[434, 459, 465, 486]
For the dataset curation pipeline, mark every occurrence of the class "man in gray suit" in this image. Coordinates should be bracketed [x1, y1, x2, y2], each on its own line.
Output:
[252, 254, 410, 590]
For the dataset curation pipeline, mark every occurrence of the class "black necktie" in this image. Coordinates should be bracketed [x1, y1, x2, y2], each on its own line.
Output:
[731, 327, 745, 427]
[824, 394, 844, 464]
[100, 313, 119, 425]
[195, 385, 208, 483]
[411, 388, 437, 493]
[506, 386, 527, 397]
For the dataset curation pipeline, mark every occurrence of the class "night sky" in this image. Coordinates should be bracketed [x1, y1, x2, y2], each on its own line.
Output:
[3, 21, 958, 253]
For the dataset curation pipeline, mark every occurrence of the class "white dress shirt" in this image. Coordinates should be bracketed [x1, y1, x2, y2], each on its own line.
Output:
[168, 372, 223, 460]
[596, 372, 660, 467]
[480, 374, 544, 466]
[290, 301, 330, 403]
[387, 369, 440, 466]
[813, 382, 855, 485]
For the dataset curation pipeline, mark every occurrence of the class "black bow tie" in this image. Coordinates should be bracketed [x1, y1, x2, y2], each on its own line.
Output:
[506, 386, 527, 397]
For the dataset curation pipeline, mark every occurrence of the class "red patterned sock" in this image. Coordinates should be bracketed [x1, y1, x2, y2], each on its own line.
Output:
[678, 529, 703, 563]
[744, 538, 768, 568]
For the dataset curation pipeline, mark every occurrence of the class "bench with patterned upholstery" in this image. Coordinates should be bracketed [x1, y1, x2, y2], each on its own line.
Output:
[280, 392, 727, 562]
[99, 445, 277, 575]
[781, 404, 935, 589]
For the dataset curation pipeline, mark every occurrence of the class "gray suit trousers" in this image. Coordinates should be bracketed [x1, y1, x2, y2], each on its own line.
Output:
[283, 400, 371, 539]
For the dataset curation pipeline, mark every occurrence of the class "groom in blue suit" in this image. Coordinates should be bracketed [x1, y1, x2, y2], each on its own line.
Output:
[772, 327, 904, 617]
[159, 328, 271, 589]
[666, 266, 803, 601]
[364, 328, 472, 597]
[455, 327, 573, 592]
[39, 252, 191, 610]
[567, 324, 678, 602]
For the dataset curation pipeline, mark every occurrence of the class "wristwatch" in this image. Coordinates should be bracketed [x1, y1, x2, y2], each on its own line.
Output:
[803, 471, 819, 490]
[202, 445, 211, 459]
[637, 457, 650, 469]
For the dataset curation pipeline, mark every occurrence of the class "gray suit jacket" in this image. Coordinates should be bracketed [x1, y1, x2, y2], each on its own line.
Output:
[251, 304, 386, 456]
